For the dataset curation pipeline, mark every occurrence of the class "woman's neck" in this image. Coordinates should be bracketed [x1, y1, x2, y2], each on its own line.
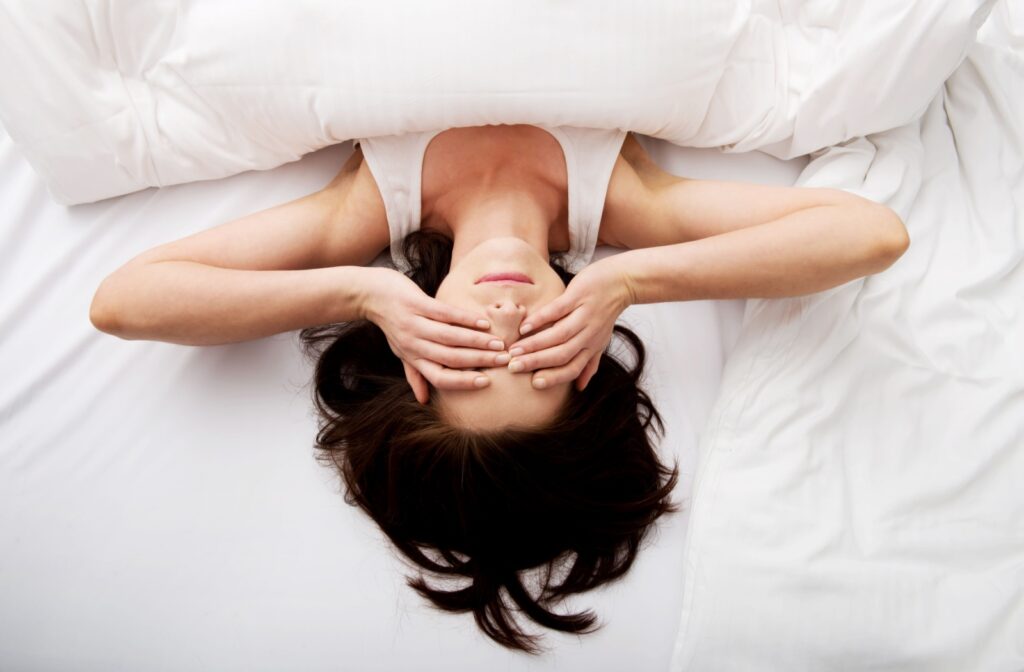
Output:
[445, 191, 553, 267]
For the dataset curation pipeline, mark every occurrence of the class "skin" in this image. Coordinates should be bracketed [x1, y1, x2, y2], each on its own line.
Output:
[91, 124, 910, 432]
[432, 236, 571, 430]
[412, 126, 605, 427]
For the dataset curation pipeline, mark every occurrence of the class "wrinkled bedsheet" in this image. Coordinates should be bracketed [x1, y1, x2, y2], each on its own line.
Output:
[671, 3, 1024, 670]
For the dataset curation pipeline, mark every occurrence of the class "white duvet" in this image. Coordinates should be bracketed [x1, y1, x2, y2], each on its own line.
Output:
[672, 3, 1024, 670]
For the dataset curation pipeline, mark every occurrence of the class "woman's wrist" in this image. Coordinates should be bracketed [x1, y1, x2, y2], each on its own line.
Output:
[596, 251, 644, 309]
[349, 266, 392, 324]
[602, 245, 703, 306]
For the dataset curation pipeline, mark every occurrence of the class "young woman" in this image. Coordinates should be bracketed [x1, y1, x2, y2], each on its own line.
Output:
[90, 124, 909, 652]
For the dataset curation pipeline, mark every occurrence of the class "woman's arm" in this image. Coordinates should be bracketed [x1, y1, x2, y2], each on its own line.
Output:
[89, 152, 509, 393]
[90, 152, 392, 345]
[91, 262, 380, 346]
[508, 177, 910, 388]
[601, 160, 911, 299]
[612, 184, 909, 303]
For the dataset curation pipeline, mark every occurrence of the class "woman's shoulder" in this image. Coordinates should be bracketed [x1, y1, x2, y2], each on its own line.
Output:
[321, 145, 391, 257]
[618, 132, 679, 189]
[598, 133, 675, 248]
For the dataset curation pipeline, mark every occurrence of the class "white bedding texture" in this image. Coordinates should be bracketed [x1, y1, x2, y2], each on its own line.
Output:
[0, 0, 991, 204]
[672, 3, 1024, 670]
[1, 1, 1022, 670]
[0, 125, 802, 670]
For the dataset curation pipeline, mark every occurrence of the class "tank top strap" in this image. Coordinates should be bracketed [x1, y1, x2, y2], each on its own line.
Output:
[538, 126, 627, 273]
[354, 130, 442, 272]
[356, 126, 626, 274]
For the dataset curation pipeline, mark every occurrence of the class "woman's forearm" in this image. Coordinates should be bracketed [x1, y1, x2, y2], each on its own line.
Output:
[90, 262, 375, 345]
[614, 202, 909, 304]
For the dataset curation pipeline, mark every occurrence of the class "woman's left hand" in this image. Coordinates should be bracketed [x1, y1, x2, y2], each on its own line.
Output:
[507, 257, 633, 391]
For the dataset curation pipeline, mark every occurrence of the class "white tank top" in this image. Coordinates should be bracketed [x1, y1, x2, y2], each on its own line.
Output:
[354, 125, 627, 273]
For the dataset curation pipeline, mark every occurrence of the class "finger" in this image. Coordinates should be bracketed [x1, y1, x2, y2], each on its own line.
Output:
[509, 337, 585, 373]
[530, 349, 592, 390]
[421, 297, 491, 331]
[415, 359, 491, 391]
[509, 316, 586, 356]
[576, 353, 602, 391]
[519, 293, 577, 336]
[417, 317, 506, 351]
[403, 361, 430, 405]
[420, 342, 511, 370]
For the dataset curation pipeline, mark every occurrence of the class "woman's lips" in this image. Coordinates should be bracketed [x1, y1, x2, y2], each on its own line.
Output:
[474, 272, 534, 285]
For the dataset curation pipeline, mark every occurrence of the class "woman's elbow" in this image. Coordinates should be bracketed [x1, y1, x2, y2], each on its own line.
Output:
[869, 204, 911, 270]
[89, 276, 128, 337]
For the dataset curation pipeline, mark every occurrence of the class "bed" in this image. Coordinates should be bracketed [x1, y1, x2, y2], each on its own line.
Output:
[670, 5, 1024, 670]
[1, 1, 1021, 670]
[0, 122, 807, 669]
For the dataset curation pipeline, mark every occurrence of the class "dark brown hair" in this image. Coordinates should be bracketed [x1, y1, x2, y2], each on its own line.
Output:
[300, 231, 679, 654]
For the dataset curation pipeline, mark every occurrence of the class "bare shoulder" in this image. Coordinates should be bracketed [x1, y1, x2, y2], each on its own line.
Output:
[599, 132, 683, 247]
[619, 132, 683, 189]
[321, 145, 390, 260]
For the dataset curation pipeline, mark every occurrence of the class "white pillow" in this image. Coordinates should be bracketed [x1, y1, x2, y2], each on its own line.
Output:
[0, 0, 993, 204]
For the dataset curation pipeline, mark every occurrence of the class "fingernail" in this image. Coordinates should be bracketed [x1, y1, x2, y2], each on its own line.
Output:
[520, 323, 533, 335]
[494, 353, 511, 365]
[488, 340, 504, 351]
[533, 378, 547, 389]
[509, 347, 524, 357]
[508, 360, 524, 373]
[474, 376, 490, 388]
[476, 320, 490, 329]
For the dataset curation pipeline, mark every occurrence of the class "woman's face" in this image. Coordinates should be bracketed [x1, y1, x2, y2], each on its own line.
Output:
[433, 237, 572, 430]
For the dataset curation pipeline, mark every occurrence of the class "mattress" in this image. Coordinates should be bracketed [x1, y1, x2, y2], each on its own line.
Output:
[0, 126, 806, 671]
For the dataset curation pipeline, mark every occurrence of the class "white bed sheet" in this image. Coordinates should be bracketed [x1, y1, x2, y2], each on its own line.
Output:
[0, 127, 805, 670]
[672, 3, 1024, 670]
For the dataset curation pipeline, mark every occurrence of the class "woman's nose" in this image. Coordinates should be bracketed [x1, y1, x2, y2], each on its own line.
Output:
[486, 300, 526, 341]
[487, 298, 525, 315]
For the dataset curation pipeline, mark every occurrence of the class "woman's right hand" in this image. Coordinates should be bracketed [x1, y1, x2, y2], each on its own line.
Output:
[359, 267, 510, 404]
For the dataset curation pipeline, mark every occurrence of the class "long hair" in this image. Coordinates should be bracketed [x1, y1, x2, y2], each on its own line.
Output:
[299, 231, 679, 654]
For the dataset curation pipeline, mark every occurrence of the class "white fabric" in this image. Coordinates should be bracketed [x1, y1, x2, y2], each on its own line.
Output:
[0, 124, 809, 669]
[0, 0, 993, 205]
[357, 125, 626, 273]
[671, 3, 1024, 670]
